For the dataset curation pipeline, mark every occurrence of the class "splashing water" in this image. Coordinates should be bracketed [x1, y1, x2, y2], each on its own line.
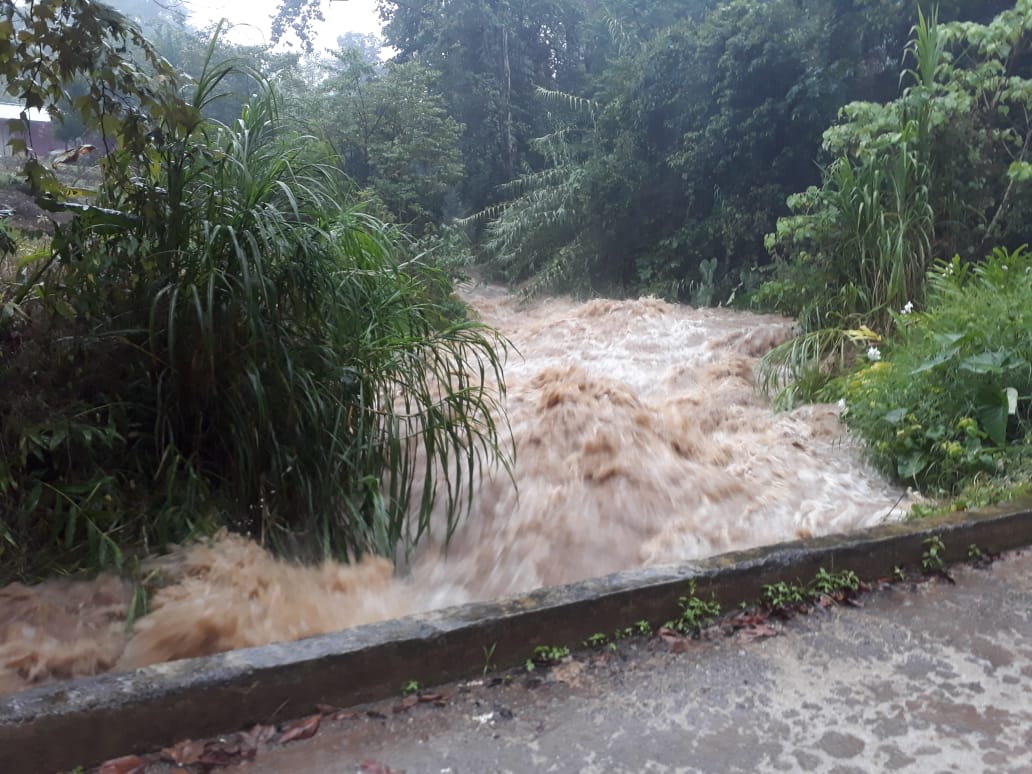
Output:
[0, 286, 913, 692]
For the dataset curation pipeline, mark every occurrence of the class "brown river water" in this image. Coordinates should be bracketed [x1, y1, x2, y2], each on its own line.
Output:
[0, 285, 914, 694]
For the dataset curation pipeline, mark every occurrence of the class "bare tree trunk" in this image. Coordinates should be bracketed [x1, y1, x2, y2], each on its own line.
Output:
[502, 23, 515, 177]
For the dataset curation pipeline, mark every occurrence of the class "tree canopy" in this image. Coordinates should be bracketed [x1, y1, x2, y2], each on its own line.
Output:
[4, 0, 1032, 575]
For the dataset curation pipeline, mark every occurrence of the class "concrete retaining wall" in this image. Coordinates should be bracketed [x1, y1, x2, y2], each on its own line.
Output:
[3, 498, 1032, 773]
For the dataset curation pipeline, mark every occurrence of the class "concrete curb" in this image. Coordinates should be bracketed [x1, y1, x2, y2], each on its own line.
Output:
[3, 498, 1032, 773]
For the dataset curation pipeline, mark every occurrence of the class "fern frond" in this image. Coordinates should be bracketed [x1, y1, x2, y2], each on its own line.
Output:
[534, 86, 598, 117]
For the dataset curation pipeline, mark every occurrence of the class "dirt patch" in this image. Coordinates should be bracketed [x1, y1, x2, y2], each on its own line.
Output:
[0, 155, 99, 234]
[0, 185, 53, 234]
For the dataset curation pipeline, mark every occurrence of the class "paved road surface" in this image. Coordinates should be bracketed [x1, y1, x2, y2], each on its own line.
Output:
[210, 549, 1032, 773]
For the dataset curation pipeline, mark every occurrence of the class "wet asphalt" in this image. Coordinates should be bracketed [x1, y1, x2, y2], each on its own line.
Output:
[214, 549, 1032, 774]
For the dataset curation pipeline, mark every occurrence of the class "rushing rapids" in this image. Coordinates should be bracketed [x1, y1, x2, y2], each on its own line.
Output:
[0, 285, 915, 693]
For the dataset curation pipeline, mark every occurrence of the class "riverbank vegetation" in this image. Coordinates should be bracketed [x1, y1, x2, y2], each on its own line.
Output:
[757, 5, 1032, 503]
[2, 0, 1030, 579]
[0, 3, 508, 581]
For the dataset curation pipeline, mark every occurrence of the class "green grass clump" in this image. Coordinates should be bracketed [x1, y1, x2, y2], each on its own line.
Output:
[664, 580, 721, 634]
[842, 247, 1032, 496]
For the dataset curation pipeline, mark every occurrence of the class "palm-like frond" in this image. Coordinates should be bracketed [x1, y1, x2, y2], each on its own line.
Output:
[534, 86, 599, 119]
[757, 327, 855, 409]
[463, 85, 599, 294]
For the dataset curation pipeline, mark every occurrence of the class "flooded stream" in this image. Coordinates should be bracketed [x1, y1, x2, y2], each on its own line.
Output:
[0, 285, 914, 693]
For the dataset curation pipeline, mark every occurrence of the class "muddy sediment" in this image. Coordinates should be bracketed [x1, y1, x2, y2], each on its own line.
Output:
[0, 286, 914, 692]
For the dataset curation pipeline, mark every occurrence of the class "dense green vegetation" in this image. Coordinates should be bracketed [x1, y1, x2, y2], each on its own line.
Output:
[308, 49, 464, 233]
[0, 2, 509, 580]
[761, 5, 1032, 335]
[2, 0, 1031, 580]
[760, 4, 1032, 498]
[377, 0, 1002, 300]
[842, 248, 1032, 497]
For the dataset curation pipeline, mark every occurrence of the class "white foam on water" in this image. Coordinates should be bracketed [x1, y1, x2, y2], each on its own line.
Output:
[0, 286, 912, 691]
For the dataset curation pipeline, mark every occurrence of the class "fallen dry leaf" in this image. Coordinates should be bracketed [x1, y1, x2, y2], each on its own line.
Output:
[658, 627, 703, 653]
[392, 695, 419, 714]
[418, 691, 451, 706]
[278, 713, 322, 744]
[550, 658, 586, 685]
[657, 626, 683, 643]
[669, 637, 702, 653]
[98, 755, 149, 774]
[159, 736, 257, 768]
[160, 739, 206, 766]
[727, 610, 771, 628]
[198, 739, 256, 767]
[332, 709, 360, 721]
[739, 624, 778, 641]
[240, 723, 278, 748]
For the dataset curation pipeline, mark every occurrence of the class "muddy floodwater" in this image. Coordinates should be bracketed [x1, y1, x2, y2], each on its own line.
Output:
[0, 285, 914, 693]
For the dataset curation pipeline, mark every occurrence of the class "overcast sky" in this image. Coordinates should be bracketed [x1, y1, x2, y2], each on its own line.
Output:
[187, 0, 383, 51]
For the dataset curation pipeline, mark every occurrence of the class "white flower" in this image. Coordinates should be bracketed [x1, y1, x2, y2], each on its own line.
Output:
[867, 346, 882, 362]
[901, 301, 914, 314]
[1006, 387, 1018, 416]
[837, 398, 846, 409]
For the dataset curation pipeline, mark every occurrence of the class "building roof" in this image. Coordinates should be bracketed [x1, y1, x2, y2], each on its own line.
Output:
[0, 103, 52, 122]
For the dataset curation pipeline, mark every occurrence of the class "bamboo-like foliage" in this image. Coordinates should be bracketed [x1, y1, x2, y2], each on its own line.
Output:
[461, 89, 597, 293]
[821, 9, 941, 327]
[904, 7, 945, 93]
[142, 89, 511, 557]
[828, 136, 934, 326]
[757, 10, 943, 406]
[0, 24, 511, 575]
